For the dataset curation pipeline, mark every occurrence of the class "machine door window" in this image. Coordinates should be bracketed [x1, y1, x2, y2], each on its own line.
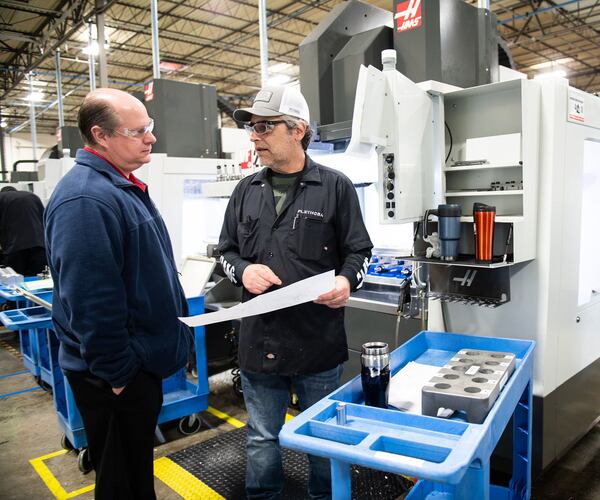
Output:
[578, 139, 600, 307]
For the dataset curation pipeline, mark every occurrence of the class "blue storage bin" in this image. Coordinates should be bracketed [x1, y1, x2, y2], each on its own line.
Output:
[279, 331, 535, 500]
[49, 295, 210, 454]
[0, 305, 53, 383]
[0, 281, 54, 383]
[158, 295, 209, 431]
[1, 293, 210, 469]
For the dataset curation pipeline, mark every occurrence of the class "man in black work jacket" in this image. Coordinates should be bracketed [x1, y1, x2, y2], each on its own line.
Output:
[0, 186, 46, 276]
[217, 85, 373, 499]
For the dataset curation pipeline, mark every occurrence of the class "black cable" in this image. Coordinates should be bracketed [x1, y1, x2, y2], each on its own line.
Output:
[445, 121, 453, 164]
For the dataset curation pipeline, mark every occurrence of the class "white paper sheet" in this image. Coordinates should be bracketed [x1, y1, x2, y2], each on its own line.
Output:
[388, 361, 441, 414]
[23, 278, 54, 291]
[179, 270, 336, 327]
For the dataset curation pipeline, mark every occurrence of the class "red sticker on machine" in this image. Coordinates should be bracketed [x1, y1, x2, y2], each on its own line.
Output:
[144, 81, 154, 102]
[395, 0, 422, 32]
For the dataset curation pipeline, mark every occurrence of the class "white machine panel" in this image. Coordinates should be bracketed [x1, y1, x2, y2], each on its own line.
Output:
[351, 64, 434, 224]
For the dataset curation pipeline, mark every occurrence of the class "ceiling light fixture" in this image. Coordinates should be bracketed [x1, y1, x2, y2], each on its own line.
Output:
[534, 69, 567, 80]
[159, 60, 187, 73]
[24, 91, 45, 102]
[267, 74, 292, 86]
[82, 41, 110, 56]
[529, 58, 573, 70]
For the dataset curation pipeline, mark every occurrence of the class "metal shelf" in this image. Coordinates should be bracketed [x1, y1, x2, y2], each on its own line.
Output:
[446, 190, 523, 197]
[444, 163, 522, 172]
[460, 216, 523, 222]
[396, 255, 513, 269]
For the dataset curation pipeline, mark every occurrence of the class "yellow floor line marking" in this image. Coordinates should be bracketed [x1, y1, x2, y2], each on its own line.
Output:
[33, 449, 68, 462]
[155, 457, 225, 500]
[64, 485, 95, 499]
[29, 450, 77, 500]
[29, 406, 293, 498]
[206, 405, 245, 428]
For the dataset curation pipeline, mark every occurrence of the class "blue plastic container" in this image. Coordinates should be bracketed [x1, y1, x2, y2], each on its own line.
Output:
[1, 294, 210, 455]
[158, 295, 209, 431]
[51, 295, 209, 449]
[0, 281, 54, 384]
[279, 331, 535, 500]
[0, 305, 53, 383]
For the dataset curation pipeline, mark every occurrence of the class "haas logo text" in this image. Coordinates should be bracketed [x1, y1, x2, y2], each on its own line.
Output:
[395, 0, 423, 32]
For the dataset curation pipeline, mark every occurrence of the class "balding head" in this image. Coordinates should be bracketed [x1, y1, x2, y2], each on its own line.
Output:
[78, 88, 144, 146]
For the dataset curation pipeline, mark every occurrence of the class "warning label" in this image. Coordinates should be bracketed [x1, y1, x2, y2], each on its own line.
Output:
[395, 0, 422, 33]
[567, 89, 585, 124]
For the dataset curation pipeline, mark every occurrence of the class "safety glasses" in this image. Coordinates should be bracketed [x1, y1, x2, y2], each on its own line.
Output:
[244, 120, 286, 136]
[114, 118, 154, 138]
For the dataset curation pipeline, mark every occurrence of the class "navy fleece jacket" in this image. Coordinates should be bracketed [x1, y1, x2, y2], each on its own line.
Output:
[44, 149, 191, 387]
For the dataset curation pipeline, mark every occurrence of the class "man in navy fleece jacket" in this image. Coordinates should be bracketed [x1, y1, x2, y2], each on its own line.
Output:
[45, 88, 191, 499]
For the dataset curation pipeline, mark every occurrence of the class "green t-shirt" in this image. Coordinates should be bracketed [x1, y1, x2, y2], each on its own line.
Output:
[271, 171, 300, 215]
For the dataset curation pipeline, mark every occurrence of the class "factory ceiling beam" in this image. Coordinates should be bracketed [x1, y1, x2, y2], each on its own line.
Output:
[103, 18, 297, 66]
[0, 0, 63, 17]
[512, 17, 600, 48]
[163, 0, 318, 30]
[544, 0, 600, 47]
[0, 30, 40, 45]
[184, 0, 336, 70]
[529, 0, 547, 35]
[500, 15, 597, 72]
[1, 0, 118, 100]
[113, 1, 301, 53]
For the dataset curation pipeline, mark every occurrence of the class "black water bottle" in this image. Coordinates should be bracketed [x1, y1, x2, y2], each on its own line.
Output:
[361, 342, 390, 408]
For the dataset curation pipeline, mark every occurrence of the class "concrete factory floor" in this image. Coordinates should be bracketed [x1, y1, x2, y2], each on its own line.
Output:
[0, 329, 599, 500]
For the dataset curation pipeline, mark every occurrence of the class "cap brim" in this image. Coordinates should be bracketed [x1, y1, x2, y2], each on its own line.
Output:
[233, 106, 283, 123]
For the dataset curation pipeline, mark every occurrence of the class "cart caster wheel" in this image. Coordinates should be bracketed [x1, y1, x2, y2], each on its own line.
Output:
[78, 448, 93, 474]
[178, 415, 202, 435]
[61, 434, 74, 451]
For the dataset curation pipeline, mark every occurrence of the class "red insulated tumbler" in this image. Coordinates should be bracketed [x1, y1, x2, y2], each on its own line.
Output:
[473, 203, 496, 262]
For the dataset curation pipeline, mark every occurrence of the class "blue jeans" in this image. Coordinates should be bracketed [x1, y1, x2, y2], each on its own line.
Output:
[241, 365, 343, 500]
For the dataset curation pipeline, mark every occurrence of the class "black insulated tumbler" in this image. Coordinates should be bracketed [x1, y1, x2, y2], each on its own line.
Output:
[361, 342, 390, 408]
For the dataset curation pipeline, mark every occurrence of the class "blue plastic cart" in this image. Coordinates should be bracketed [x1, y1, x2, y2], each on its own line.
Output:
[0, 281, 54, 386]
[279, 331, 535, 500]
[0, 295, 210, 473]
[0, 301, 54, 386]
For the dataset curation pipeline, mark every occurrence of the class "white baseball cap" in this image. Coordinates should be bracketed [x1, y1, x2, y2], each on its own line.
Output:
[233, 85, 310, 123]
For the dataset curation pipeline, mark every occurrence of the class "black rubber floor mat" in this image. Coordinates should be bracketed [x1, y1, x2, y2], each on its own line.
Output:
[168, 426, 413, 499]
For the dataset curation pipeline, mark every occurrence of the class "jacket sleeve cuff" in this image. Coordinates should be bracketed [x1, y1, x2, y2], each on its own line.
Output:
[339, 252, 371, 291]
[219, 254, 250, 287]
[235, 260, 251, 286]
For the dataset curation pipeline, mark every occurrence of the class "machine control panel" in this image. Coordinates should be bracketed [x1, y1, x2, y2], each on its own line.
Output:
[381, 152, 397, 222]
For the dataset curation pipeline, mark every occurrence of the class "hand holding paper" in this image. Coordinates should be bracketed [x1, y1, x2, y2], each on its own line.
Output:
[314, 275, 350, 309]
[179, 270, 336, 328]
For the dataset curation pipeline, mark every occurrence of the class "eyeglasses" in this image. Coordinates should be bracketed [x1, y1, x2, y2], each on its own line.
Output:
[114, 119, 154, 138]
[244, 120, 286, 136]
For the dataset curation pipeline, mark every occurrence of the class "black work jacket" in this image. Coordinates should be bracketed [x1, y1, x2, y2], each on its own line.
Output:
[217, 155, 373, 375]
[0, 190, 45, 254]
